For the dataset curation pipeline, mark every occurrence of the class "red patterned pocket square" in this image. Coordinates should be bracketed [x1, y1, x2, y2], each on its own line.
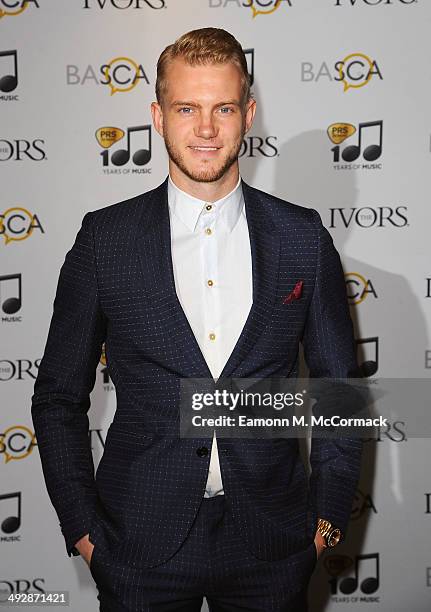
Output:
[282, 280, 304, 304]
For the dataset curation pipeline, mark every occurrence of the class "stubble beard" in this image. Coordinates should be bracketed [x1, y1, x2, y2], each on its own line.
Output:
[164, 133, 244, 184]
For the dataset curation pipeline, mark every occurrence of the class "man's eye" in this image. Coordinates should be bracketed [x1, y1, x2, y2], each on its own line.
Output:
[179, 107, 193, 113]
[219, 107, 233, 114]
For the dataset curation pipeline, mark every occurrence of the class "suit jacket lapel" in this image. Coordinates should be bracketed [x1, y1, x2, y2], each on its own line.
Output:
[135, 179, 214, 379]
[135, 178, 280, 380]
[219, 181, 280, 379]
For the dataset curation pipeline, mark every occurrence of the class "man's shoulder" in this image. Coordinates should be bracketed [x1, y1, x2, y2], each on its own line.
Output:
[86, 181, 164, 228]
[242, 182, 320, 228]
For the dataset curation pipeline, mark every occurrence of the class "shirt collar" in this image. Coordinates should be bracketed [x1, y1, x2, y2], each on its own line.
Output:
[167, 175, 244, 233]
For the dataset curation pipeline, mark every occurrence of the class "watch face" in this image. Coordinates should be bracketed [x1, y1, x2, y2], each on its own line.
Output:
[328, 529, 341, 547]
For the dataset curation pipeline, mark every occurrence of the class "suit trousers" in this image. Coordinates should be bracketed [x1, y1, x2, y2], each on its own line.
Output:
[89, 495, 317, 612]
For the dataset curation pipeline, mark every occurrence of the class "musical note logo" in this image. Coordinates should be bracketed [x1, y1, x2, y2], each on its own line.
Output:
[356, 336, 379, 377]
[0, 491, 21, 534]
[98, 125, 152, 168]
[0, 50, 18, 93]
[339, 553, 380, 595]
[0, 273, 22, 314]
[341, 120, 383, 163]
[111, 125, 151, 166]
[243, 48, 254, 87]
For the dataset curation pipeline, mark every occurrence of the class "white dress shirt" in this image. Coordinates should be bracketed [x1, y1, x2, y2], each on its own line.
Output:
[167, 175, 253, 497]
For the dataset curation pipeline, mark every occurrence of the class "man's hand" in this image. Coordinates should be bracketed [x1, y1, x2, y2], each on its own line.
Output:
[74, 534, 95, 567]
[313, 529, 326, 561]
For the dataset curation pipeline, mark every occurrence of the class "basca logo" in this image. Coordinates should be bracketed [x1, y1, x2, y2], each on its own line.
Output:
[356, 336, 378, 377]
[95, 125, 152, 174]
[0, 273, 22, 323]
[335, 0, 416, 5]
[329, 206, 408, 228]
[67, 57, 150, 95]
[83, 0, 166, 9]
[302, 53, 383, 91]
[328, 121, 383, 170]
[0, 359, 40, 380]
[0, 0, 39, 19]
[351, 489, 377, 520]
[345, 272, 377, 305]
[0, 50, 18, 101]
[0, 208, 45, 245]
[0, 139, 46, 161]
[0, 426, 36, 463]
[209, 0, 292, 18]
[0, 491, 22, 539]
[325, 552, 380, 602]
[240, 135, 278, 158]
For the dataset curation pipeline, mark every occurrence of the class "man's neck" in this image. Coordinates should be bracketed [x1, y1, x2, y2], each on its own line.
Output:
[168, 162, 240, 203]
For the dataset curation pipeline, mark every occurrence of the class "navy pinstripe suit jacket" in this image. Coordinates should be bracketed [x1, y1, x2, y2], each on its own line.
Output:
[31, 178, 363, 569]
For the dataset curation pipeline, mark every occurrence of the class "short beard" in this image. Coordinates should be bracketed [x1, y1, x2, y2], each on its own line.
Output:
[164, 135, 243, 183]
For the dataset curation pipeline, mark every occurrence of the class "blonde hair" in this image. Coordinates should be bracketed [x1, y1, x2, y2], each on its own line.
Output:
[156, 27, 251, 106]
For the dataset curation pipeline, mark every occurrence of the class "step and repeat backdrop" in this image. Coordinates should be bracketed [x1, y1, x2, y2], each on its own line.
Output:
[1, 1, 430, 611]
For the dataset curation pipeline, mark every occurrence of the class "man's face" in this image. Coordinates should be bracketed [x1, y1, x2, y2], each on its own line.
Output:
[152, 58, 256, 184]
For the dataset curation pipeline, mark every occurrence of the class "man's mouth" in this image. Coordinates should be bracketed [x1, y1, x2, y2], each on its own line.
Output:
[188, 146, 222, 151]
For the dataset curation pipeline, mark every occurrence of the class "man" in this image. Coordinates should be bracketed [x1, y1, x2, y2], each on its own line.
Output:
[32, 28, 363, 611]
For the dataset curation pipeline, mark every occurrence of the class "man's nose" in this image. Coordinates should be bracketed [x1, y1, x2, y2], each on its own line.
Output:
[195, 112, 218, 139]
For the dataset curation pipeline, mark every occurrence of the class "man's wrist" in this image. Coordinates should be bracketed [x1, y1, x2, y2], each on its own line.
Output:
[74, 534, 90, 553]
[316, 517, 342, 548]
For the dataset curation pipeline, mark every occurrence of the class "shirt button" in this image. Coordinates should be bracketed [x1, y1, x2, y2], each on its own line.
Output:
[207, 279, 214, 287]
[205, 228, 212, 235]
[196, 446, 209, 457]
[206, 204, 212, 211]
[209, 333, 216, 341]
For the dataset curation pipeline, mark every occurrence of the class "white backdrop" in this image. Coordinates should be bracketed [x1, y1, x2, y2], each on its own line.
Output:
[1, 1, 430, 610]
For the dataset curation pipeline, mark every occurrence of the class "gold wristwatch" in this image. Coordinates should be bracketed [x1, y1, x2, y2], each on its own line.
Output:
[317, 518, 342, 548]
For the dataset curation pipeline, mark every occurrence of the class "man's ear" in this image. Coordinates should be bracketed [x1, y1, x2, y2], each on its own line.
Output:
[151, 101, 164, 137]
[244, 97, 257, 135]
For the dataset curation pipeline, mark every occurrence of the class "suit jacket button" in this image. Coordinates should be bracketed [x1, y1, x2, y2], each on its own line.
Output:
[196, 446, 209, 457]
